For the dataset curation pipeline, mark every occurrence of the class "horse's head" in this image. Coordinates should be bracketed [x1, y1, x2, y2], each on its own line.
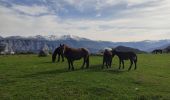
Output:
[111, 48, 117, 57]
[52, 53, 56, 63]
[60, 44, 66, 56]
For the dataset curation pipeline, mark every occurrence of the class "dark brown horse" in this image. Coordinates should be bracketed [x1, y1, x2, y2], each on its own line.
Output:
[60, 44, 89, 70]
[102, 49, 113, 69]
[112, 49, 137, 71]
[52, 46, 64, 63]
[152, 49, 163, 54]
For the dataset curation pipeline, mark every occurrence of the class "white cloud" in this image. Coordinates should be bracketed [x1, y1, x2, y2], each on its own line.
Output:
[11, 4, 50, 16]
[0, 0, 170, 42]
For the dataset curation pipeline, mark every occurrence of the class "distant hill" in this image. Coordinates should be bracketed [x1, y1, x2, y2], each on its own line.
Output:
[0, 35, 170, 53]
[114, 46, 146, 54]
[151, 43, 170, 50]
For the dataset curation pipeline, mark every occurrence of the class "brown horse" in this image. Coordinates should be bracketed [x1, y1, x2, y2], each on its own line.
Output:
[112, 49, 137, 71]
[102, 49, 113, 69]
[60, 44, 90, 70]
[52, 46, 64, 63]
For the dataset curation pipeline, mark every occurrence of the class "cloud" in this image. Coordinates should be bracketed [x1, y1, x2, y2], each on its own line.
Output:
[0, 0, 170, 42]
[11, 4, 51, 16]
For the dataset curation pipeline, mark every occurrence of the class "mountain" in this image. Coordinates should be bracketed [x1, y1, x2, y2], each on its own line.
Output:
[154, 43, 170, 50]
[0, 36, 3, 39]
[0, 35, 170, 53]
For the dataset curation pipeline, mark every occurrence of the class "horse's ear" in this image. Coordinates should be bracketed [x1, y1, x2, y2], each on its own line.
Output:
[60, 44, 62, 46]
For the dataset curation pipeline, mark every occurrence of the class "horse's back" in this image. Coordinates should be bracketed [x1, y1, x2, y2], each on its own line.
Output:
[116, 51, 137, 60]
[81, 48, 90, 55]
[64, 47, 89, 60]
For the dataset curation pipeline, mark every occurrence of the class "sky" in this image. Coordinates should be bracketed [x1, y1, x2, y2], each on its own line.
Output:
[0, 0, 170, 42]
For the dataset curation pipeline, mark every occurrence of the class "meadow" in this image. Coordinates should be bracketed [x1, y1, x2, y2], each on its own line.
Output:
[0, 54, 170, 100]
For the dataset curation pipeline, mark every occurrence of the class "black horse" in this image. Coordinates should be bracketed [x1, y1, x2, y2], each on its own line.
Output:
[152, 49, 163, 54]
[165, 48, 170, 53]
[60, 44, 90, 70]
[112, 49, 137, 71]
[52, 46, 64, 63]
[102, 49, 112, 69]
[167, 49, 170, 53]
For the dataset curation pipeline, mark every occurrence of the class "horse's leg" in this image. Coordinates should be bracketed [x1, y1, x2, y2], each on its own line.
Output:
[86, 56, 89, 68]
[119, 59, 121, 69]
[102, 59, 105, 69]
[134, 60, 137, 70]
[106, 61, 109, 68]
[57, 54, 60, 62]
[81, 57, 86, 69]
[102, 56, 105, 69]
[128, 59, 133, 71]
[134, 58, 137, 70]
[67, 59, 71, 70]
[109, 59, 112, 68]
[62, 54, 64, 62]
[52, 54, 56, 63]
[122, 60, 124, 69]
[70, 60, 74, 70]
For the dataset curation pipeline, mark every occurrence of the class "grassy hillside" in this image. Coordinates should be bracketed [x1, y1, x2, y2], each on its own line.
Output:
[0, 54, 170, 100]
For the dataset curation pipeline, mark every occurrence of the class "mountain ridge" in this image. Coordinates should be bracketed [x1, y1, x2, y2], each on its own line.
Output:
[0, 35, 170, 53]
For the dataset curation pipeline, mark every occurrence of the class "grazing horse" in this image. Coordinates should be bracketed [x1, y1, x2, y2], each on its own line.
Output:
[60, 44, 90, 70]
[102, 49, 113, 69]
[166, 48, 170, 53]
[52, 46, 64, 63]
[112, 49, 137, 71]
[152, 49, 163, 54]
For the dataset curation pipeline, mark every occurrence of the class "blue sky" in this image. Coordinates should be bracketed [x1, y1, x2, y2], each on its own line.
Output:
[0, 0, 170, 42]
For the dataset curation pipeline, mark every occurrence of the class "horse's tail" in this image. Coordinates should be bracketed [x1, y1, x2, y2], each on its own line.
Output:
[86, 55, 89, 68]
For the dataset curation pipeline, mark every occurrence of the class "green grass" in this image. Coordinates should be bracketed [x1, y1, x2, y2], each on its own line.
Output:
[0, 54, 170, 100]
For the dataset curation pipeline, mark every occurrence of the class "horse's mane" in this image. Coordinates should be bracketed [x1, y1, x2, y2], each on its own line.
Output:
[53, 47, 60, 54]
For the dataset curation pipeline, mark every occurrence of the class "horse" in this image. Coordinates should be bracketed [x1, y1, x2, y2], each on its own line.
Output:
[165, 48, 170, 53]
[102, 49, 113, 69]
[52, 46, 64, 63]
[112, 49, 137, 71]
[152, 49, 163, 54]
[167, 49, 170, 53]
[60, 44, 90, 70]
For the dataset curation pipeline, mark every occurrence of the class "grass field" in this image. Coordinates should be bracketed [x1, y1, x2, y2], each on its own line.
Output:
[0, 54, 170, 100]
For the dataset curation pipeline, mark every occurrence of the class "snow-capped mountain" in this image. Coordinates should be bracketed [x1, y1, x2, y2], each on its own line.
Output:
[60, 35, 90, 41]
[30, 35, 90, 41]
[0, 35, 170, 53]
